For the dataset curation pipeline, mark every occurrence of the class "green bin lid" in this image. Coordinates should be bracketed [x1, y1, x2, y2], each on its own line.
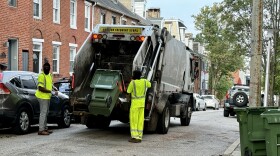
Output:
[261, 109, 280, 123]
[90, 69, 121, 89]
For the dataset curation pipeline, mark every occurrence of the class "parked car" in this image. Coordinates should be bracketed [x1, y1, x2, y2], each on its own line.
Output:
[201, 95, 219, 110]
[0, 71, 71, 134]
[224, 85, 249, 117]
[193, 93, 206, 111]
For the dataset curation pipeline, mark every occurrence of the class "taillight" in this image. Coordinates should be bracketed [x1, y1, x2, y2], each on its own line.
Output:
[0, 83, 10, 94]
[93, 34, 107, 40]
[71, 74, 75, 89]
[130, 36, 145, 42]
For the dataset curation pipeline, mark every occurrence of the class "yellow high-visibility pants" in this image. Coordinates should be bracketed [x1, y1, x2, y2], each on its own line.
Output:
[129, 107, 144, 140]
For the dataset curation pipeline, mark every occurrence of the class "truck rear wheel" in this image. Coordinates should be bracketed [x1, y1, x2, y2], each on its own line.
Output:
[157, 102, 170, 134]
[180, 101, 192, 126]
[144, 109, 158, 133]
[86, 115, 111, 129]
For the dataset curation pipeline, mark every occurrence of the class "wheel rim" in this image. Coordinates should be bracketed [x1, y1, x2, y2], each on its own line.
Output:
[20, 111, 29, 131]
[63, 109, 71, 126]
[164, 108, 170, 128]
[236, 95, 244, 103]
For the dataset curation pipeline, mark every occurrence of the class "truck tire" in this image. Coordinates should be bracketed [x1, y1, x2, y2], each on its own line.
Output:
[86, 115, 97, 129]
[86, 115, 111, 129]
[57, 105, 71, 128]
[98, 117, 111, 128]
[157, 102, 170, 134]
[144, 109, 158, 133]
[13, 107, 31, 134]
[180, 101, 192, 126]
[224, 109, 229, 117]
[233, 92, 248, 107]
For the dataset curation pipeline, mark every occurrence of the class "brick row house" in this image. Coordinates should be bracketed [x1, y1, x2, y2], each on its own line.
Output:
[0, 0, 149, 79]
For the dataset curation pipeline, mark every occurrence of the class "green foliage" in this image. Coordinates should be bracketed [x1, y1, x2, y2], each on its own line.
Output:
[193, 2, 245, 94]
[214, 76, 232, 100]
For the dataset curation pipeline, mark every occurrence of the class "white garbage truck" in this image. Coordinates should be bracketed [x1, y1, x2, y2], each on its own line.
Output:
[70, 24, 195, 134]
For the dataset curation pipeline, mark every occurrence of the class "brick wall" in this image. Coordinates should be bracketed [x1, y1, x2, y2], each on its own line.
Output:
[0, 0, 139, 81]
[0, 0, 31, 69]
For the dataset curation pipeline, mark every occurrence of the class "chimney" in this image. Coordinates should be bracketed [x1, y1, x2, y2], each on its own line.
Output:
[147, 8, 161, 18]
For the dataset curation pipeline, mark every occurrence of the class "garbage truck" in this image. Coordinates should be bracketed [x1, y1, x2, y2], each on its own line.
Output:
[70, 24, 195, 134]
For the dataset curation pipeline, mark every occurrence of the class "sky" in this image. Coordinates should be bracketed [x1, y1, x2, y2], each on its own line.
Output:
[146, 0, 223, 36]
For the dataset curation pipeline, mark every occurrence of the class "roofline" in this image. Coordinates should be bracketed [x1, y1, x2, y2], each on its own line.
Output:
[91, 1, 140, 22]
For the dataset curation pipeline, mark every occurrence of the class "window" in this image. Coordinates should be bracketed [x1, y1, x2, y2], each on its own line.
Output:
[53, 0, 60, 23]
[122, 20, 126, 25]
[52, 42, 61, 74]
[84, 2, 91, 31]
[100, 13, 106, 24]
[32, 38, 44, 73]
[121, 18, 127, 25]
[10, 76, 21, 88]
[112, 16, 116, 24]
[33, 0, 42, 19]
[70, 0, 77, 28]
[8, 0, 17, 7]
[21, 75, 37, 89]
[69, 44, 77, 73]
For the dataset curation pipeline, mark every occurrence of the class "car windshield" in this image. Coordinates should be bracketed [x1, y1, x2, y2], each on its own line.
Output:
[202, 96, 213, 99]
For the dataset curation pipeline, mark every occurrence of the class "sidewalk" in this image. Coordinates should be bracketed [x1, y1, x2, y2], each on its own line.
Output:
[223, 138, 241, 156]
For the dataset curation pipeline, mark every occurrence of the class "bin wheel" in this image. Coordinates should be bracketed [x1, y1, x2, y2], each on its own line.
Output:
[244, 148, 252, 156]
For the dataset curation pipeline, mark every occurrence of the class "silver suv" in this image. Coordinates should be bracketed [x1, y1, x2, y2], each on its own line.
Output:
[224, 85, 249, 117]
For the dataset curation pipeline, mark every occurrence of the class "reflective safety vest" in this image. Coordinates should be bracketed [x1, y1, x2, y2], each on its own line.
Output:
[127, 79, 151, 108]
[35, 73, 53, 100]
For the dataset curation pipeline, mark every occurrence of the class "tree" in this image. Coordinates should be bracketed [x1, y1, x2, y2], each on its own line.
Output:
[214, 76, 232, 101]
[193, 3, 244, 95]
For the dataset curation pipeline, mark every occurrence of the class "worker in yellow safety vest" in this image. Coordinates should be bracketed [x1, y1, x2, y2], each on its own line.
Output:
[35, 62, 58, 135]
[127, 70, 151, 143]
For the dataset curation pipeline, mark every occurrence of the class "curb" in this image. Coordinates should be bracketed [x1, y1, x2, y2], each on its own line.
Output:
[223, 138, 240, 156]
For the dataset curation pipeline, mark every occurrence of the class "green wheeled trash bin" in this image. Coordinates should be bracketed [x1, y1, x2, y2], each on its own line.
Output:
[261, 109, 280, 156]
[235, 107, 277, 156]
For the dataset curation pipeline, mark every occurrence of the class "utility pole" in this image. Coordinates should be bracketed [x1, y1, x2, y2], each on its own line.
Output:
[249, 0, 263, 107]
[263, 30, 273, 107]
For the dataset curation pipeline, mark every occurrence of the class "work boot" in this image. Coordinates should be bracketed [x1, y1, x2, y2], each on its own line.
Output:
[128, 138, 138, 143]
[38, 130, 49, 135]
[135, 139, 142, 143]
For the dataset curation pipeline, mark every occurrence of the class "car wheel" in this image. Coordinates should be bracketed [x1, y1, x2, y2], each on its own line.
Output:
[224, 109, 229, 117]
[13, 107, 31, 134]
[233, 92, 248, 107]
[203, 104, 206, 111]
[58, 105, 71, 128]
[157, 102, 170, 134]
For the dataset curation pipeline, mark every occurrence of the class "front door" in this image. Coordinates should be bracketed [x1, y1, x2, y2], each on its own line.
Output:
[33, 52, 40, 73]
[8, 39, 18, 70]
[20, 75, 40, 116]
